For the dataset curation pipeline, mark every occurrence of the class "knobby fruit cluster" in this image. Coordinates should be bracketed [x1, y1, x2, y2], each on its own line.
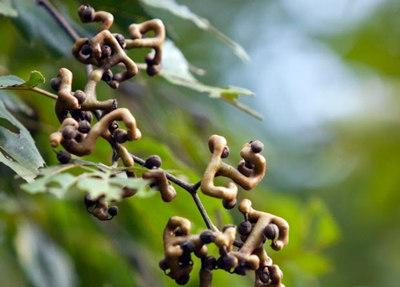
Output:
[45, 4, 289, 286]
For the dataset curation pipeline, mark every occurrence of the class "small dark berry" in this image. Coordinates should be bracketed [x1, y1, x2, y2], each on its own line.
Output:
[114, 34, 126, 48]
[102, 69, 113, 83]
[111, 99, 118, 110]
[146, 64, 161, 77]
[114, 129, 128, 143]
[74, 90, 86, 104]
[144, 155, 162, 169]
[78, 120, 91, 133]
[57, 150, 71, 164]
[101, 45, 112, 58]
[250, 140, 264, 153]
[81, 111, 93, 122]
[203, 256, 217, 270]
[238, 220, 252, 236]
[178, 252, 192, 267]
[180, 241, 196, 253]
[245, 160, 254, 169]
[145, 55, 155, 65]
[109, 121, 118, 132]
[70, 110, 83, 121]
[80, 44, 92, 56]
[78, 5, 95, 22]
[222, 198, 236, 209]
[62, 126, 77, 140]
[221, 146, 230, 158]
[159, 259, 169, 271]
[257, 266, 270, 283]
[218, 255, 236, 271]
[75, 132, 84, 143]
[50, 77, 61, 91]
[234, 265, 247, 276]
[107, 206, 118, 217]
[200, 230, 215, 244]
[175, 274, 190, 285]
[264, 224, 279, 240]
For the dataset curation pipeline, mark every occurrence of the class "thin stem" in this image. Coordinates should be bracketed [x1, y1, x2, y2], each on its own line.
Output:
[2, 86, 58, 100]
[131, 153, 217, 230]
[36, 0, 80, 41]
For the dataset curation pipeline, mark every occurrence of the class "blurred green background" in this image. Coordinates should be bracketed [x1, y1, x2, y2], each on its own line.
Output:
[0, 0, 399, 286]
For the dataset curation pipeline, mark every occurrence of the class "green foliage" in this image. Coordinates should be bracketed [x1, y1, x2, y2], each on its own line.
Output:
[2, 1, 393, 287]
[0, 0, 17, 17]
[21, 161, 149, 200]
[139, 0, 249, 62]
[0, 98, 44, 181]
[0, 71, 45, 88]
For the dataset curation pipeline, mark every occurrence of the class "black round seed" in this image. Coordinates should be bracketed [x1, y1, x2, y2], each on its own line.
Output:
[264, 223, 279, 240]
[178, 252, 192, 267]
[218, 254, 236, 271]
[81, 111, 93, 122]
[109, 121, 118, 132]
[50, 77, 61, 91]
[159, 259, 169, 271]
[102, 69, 113, 83]
[175, 274, 190, 285]
[238, 220, 252, 236]
[62, 126, 77, 140]
[107, 206, 118, 217]
[257, 266, 270, 283]
[78, 5, 95, 22]
[250, 140, 264, 153]
[221, 146, 230, 158]
[114, 33, 125, 48]
[203, 256, 217, 270]
[101, 45, 112, 58]
[114, 129, 128, 143]
[56, 150, 71, 164]
[200, 230, 215, 244]
[80, 44, 92, 56]
[78, 120, 91, 133]
[146, 64, 160, 76]
[222, 198, 236, 209]
[180, 241, 196, 253]
[70, 110, 83, 121]
[234, 265, 247, 275]
[74, 90, 86, 104]
[144, 155, 162, 169]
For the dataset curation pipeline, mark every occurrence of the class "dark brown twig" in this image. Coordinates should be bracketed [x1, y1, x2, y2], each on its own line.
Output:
[36, 0, 80, 41]
[37, 0, 219, 233]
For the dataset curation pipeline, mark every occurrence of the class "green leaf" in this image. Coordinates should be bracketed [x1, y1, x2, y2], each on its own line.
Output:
[139, 0, 249, 61]
[22, 161, 150, 202]
[14, 222, 78, 287]
[21, 172, 77, 198]
[11, 0, 72, 55]
[160, 40, 262, 120]
[0, 75, 24, 88]
[24, 70, 45, 87]
[0, 100, 45, 181]
[0, 0, 17, 17]
[1, 91, 34, 116]
[0, 70, 45, 89]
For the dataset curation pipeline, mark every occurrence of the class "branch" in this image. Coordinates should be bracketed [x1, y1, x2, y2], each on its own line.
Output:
[2, 86, 58, 100]
[36, 0, 219, 233]
[36, 0, 79, 41]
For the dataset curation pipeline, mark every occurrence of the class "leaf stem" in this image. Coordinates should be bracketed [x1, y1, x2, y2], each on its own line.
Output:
[1, 86, 58, 100]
